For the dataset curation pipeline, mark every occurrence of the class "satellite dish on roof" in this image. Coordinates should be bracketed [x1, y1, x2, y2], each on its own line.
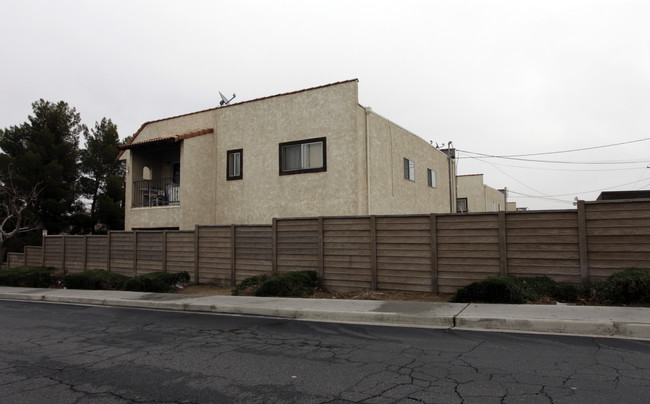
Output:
[219, 91, 236, 106]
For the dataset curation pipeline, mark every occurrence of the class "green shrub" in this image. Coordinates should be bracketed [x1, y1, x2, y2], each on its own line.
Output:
[122, 276, 171, 293]
[254, 271, 318, 297]
[451, 275, 528, 304]
[450, 275, 580, 304]
[588, 268, 650, 305]
[64, 270, 189, 292]
[232, 271, 318, 297]
[552, 282, 580, 302]
[0, 266, 57, 288]
[122, 271, 191, 293]
[519, 276, 556, 299]
[232, 274, 268, 296]
[64, 269, 129, 290]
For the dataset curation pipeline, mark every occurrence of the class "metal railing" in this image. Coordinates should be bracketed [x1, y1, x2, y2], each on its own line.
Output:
[133, 178, 180, 207]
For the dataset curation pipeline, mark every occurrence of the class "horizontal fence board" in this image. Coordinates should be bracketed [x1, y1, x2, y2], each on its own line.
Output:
[507, 235, 578, 244]
[587, 227, 650, 236]
[587, 235, 650, 244]
[436, 221, 498, 230]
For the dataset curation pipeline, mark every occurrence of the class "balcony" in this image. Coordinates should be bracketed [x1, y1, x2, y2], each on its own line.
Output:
[133, 178, 180, 207]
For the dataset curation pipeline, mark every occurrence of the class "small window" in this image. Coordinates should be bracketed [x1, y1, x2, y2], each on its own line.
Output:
[172, 162, 180, 184]
[403, 158, 415, 181]
[142, 166, 152, 180]
[279, 137, 326, 175]
[457, 198, 468, 213]
[427, 168, 436, 188]
[227, 149, 243, 180]
[492, 202, 497, 212]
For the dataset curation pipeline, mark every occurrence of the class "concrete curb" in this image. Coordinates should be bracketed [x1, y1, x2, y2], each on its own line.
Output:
[455, 303, 650, 340]
[1, 287, 649, 340]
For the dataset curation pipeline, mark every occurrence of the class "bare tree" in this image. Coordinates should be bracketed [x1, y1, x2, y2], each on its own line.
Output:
[0, 170, 43, 260]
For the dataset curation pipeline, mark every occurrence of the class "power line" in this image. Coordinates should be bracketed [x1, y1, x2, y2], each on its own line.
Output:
[509, 175, 650, 200]
[471, 156, 552, 197]
[458, 152, 648, 165]
[506, 191, 573, 204]
[460, 160, 647, 172]
[457, 136, 650, 159]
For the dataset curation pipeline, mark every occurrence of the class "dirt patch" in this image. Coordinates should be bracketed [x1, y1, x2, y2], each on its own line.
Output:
[176, 284, 232, 296]
[310, 289, 454, 302]
[177, 284, 454, 302]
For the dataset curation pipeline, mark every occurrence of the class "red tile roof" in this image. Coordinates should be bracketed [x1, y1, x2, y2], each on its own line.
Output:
[118, 128, 214, 153]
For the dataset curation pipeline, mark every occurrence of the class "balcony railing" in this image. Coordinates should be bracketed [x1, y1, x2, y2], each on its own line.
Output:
[133, 178, 180, 207]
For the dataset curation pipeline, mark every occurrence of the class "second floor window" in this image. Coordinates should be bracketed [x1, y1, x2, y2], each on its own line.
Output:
[403, 158, 415, 181]
[227, 149, 242, 180]
[427, 168, 436, 188]
[457, 198, 468, 213]
[279, 137, 326, 175]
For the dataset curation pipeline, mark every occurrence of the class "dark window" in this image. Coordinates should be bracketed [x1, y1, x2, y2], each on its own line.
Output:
[279, 137, 326, 175]
[427, 168, 436, 188]
[172, 162, 180, 184]
[457, 198, 468, 213]
[227, 149, 243, 180]
[403, 158, 415, 181]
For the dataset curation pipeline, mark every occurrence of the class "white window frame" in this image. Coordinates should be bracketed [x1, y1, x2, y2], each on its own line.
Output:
[227, 149, 243, 180]
[457, 198, 468, 213]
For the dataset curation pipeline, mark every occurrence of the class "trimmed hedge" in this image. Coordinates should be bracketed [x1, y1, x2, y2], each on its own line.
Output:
[122, 272, 191, 293]
[64, 270, 190, 293]
[585, 268, 650, 305]
[0, 266, 59, 288]
[232, 271, 318, 297]
[64, 269, 129, 290]
[450, 275, 579, 304]
[0, 267, 190, 293]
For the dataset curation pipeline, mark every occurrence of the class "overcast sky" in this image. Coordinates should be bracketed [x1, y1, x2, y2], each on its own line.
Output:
[1, 0, 649, 210]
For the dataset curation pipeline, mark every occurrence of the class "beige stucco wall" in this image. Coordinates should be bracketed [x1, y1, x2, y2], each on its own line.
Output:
[456, 174, 506, 212]
[122, 80, 459, 230]
[213, 80, 363, 224]
[366, 111, 453, 215]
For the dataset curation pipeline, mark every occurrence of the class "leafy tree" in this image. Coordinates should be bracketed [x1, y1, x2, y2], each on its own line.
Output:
[79, 118, 124, 232]
[0, 99, 84, 234]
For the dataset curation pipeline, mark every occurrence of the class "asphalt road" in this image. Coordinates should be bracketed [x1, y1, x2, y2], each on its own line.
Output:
[0, 301, 649, 404]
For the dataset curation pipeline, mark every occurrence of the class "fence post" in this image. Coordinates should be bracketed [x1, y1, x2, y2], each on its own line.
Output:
[41, 236, 46, 267]
[498, 211, 508, 275]
[430, 213, 439, 294]
[194, 226, 200, 284]
[83, 235, 88, 272]
[107, 231, 112, 272]
[230, 225, 236, 286]
[163, 230, 168, 273]
[61, 235, 66, 271]
[318, 217, 325, 284]
[370, 216, 377, 290]
[577, 200, 590, 285]
[132, 231, 138, 277]
[272, 218, 278, 275]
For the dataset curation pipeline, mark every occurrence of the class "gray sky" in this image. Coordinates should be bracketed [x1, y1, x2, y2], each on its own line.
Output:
[1, 0, 649, 210]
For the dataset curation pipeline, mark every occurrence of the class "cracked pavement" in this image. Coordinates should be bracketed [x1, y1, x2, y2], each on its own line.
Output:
[0, 301, 649, 403]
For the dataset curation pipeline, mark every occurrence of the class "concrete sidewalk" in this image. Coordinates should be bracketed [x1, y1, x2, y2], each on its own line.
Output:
[1, 286, 649, 340]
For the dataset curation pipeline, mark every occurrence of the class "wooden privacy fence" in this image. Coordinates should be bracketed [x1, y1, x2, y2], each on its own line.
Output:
[10, 199, 650, 293]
